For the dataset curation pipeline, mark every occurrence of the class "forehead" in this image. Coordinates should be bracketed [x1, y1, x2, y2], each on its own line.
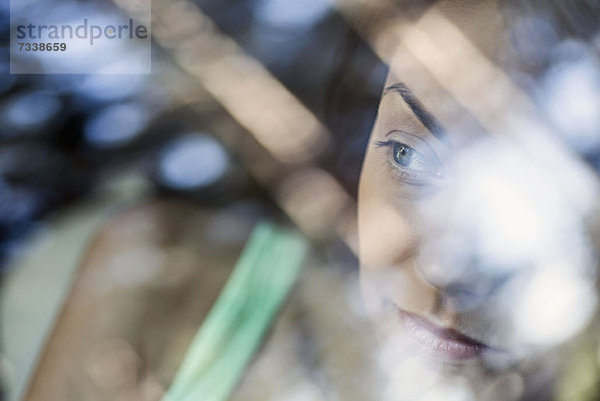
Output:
[381, 0, 536, 143]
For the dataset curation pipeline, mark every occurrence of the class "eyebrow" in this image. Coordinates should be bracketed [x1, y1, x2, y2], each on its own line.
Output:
[383, 83, 447, 143]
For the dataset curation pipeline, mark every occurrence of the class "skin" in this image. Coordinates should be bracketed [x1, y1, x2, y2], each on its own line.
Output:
[358, 75, 536, 400]
[356, 2, 599, 399]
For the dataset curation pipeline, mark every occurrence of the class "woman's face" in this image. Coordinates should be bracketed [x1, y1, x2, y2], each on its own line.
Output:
[357, 60, 599, 399]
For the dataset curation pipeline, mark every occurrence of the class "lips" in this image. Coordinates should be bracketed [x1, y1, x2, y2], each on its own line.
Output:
[398, 309, 491, 361]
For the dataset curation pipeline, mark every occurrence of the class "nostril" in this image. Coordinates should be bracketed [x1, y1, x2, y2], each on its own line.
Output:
[417, 255, 514, 311]
[439, 285, 482, 311]
[437, 272, 512, 311]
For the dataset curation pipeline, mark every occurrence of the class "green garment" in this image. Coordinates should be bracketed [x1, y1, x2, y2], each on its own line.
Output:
[163, 222, 309, 401]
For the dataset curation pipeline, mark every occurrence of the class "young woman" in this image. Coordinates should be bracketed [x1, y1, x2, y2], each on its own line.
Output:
[357, 1, 600, 399]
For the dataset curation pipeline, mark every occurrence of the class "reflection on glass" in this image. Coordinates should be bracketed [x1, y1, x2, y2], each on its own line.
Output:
[158, 134, 230, 190]
[84, 102, 150, 148]
[2, 91, 61, 131]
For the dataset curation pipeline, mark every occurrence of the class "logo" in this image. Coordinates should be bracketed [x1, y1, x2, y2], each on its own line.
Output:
[10, 0, 151, 74]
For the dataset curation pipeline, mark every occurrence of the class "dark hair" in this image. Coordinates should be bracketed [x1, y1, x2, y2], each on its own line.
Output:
[323, 27, 386, 198]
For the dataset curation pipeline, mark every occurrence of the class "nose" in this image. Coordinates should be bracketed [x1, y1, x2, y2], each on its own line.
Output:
[416, 235, 516, 311]
[413, 140, 548, 311]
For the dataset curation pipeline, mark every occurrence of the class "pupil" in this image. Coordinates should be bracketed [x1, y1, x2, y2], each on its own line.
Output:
[394, 144, 412, 166]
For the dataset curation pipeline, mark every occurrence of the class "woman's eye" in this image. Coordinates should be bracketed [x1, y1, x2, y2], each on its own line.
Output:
[392, 143, 428, 171]
[375, 139, 443, 184]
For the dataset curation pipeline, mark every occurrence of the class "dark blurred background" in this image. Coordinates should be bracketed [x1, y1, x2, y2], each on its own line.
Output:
[0, 0, 387, 272]
[0, 2, 388, 398]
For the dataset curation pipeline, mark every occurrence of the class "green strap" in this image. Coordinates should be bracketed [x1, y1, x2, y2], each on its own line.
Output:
[162, 222, 309, 401]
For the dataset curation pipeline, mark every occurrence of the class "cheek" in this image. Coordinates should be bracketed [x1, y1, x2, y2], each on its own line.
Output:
[358, 151, 424, 314]
[358, 152, 418, 269]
